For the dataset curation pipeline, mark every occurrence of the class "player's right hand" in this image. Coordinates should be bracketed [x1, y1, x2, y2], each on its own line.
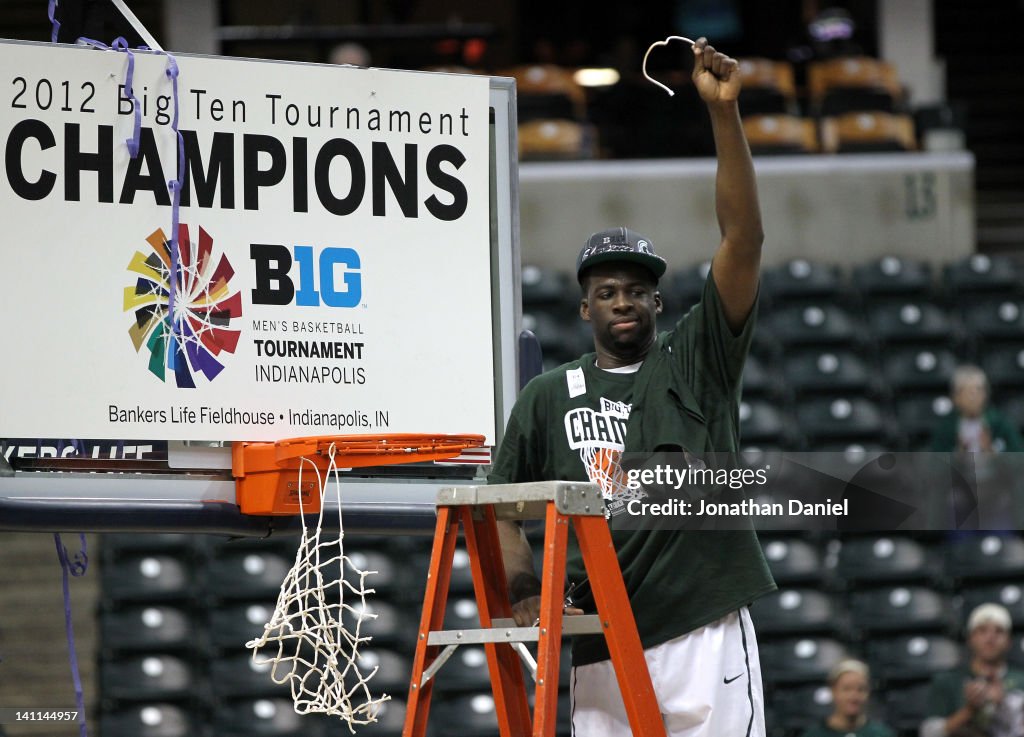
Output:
[512, 595, 584, 627]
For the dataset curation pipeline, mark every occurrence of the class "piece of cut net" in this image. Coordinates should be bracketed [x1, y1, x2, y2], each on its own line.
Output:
[246, 444, 389, 731]
[580, 445, 646, 511]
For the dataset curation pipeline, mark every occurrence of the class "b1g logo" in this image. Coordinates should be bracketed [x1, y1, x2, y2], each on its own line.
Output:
[250, 244, 362, 308]
[123, 224, 243, 387]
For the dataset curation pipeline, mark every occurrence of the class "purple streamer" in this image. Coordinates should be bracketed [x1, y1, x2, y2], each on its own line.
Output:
[111, 38, 141, 158]
[165, 53, 184, 337]
[47, 0, 60, 43]
[53, 533, 89, 737]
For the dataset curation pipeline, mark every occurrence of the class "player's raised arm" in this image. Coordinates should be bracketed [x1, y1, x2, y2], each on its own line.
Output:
[692, 37, 764, 333]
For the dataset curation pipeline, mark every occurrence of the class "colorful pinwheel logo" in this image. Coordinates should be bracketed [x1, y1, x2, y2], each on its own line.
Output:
[124, 225, 242, 387]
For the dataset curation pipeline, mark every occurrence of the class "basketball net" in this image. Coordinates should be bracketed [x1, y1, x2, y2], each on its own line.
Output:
[580, 446, 646, 514]
[245, 443, 388, 730]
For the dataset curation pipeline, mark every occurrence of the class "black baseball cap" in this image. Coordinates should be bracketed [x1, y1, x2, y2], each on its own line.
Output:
[576, 227, 667, 282]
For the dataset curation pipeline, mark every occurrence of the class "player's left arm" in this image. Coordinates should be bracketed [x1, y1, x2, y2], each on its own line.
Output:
[693, 38, 764, 334]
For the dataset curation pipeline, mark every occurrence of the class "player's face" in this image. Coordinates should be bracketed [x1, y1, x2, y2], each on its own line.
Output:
[831, 672, 868, 718]
[969, 622, 1010, 664]
[954, 377, 987, 418]
[580, 262, 662, 368]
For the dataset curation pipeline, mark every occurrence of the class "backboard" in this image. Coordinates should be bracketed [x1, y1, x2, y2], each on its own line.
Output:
[0, 39, 522, 535]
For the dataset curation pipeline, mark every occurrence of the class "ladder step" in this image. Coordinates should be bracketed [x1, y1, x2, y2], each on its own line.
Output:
[427, 614, 604, 645]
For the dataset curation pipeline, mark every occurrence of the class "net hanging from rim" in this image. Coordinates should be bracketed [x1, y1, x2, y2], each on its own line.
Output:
[242, 433, 484, 730]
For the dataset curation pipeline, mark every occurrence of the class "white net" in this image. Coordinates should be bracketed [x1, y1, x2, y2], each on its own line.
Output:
[245, 445, 389, 731]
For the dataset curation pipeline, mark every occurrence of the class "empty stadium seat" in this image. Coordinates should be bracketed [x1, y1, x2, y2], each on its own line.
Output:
[867, 634, 962, 683]
[100, 654, 195, 703]
[432, 692, 500, 737]
[522, 309, 582, 365]
[350, 647, 413, 693]
[743, 114, 818, 155]
[981, 344, 1024, 391]
[849, 586, 952, 634]
[771, 683, 836, 733]
[102, 554, 193, 603]
[783, 349, 877, 397]
[866, 300, 959, 348]
[834, 536, 939, 586]
[739, 353, 780, 399]
[343, 599, 416, 646]
[209, 652, 289, 699]
[206, 549, 294, 601]
[852, 256, 934, 299]
[101, 605, 194, 653]
[500, 64, 586, 122]
[212, 697, 324, 737]
[894, 394, 955, 446]
[761, 303, 865, 348]
[759, 537, 825, 585]
[820, 112, 916, 152]
[357, 698, 407, 737]
[882, 682, 932, 732]
[749, 588, 846, 637]
[882, 347, 958, 394]
[795, 397, 888, 444]
[943, 254, 1022, 299]
[518, 119, 597, 160]
[444, 597, 480, 631]
[760, 259, 845, 306]
[759, 637, 850, 685]
[947, 533, 1024, 581]
[737, 58, 798, 116]
[807, 56, 904, 116]
[962, 298, 1024, 343]
[100, 703, 193, 737]
[432, 645, 491, 692]
[739, 399, 797, 447]
[521, 264, 572, 307]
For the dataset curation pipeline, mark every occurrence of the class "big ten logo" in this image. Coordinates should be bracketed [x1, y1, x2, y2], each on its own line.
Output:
[250, 244, 362, 308]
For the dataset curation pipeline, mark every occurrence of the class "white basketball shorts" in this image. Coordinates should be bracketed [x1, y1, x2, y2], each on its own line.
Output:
[569, 607, 766, 737]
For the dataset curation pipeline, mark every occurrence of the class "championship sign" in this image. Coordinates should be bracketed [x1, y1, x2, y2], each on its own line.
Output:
[0, 40, 495, 442]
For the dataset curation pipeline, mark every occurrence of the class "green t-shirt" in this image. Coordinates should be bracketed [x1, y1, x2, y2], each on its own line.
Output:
[489, 273, 776, 665]
[927, 665, 1024, 725]
[799, 721, 895, 737]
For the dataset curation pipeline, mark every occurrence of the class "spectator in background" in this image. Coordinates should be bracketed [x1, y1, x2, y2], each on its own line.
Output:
[930, 366, 1024, 455]
[801, 659, 895, 737]
[921, 603, 1024, 737]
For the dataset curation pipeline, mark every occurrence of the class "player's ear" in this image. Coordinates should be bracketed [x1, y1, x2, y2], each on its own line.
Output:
[654, 291, 663, 314]
[580, 297, 591, 321]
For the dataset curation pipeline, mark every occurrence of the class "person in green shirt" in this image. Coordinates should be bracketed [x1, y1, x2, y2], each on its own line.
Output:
[930, 365, 1024, 455]
[921, 603, 1024, 737]
[491, 36, 775, 737]
[800, 659, 895, 737]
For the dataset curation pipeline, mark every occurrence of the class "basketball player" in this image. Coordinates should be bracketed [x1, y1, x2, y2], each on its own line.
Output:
[490, 37, 775, 736]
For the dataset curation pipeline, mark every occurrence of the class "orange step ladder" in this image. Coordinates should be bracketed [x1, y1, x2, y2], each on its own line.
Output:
[402, 480, 667, 737]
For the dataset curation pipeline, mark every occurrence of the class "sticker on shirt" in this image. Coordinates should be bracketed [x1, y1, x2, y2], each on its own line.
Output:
[563, 397, 645, 518]
[566, 367, 586, 398]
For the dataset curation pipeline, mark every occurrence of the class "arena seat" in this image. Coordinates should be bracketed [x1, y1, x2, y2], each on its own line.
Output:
[739, 353, 780, 399]
[783, 349, 878, 397]
[208, 602, 276, 651]
[981, 344, 1024, 391]
[743, 114, 818, 155]
[852, 256, 935, 300]
[866, 634, 962, 683]
[100, 703, 194, 737]
[882, 682, 932, 732]
[761, 303, 866, 349]
[749, 588, 847, 638]
[759, 637, 850, 685]
[521, 264, 572, 307]
[348, 647, 414, 693]
[866, 300, 960, 349]
[664, 261, 712, 319]
[759, 537, 825, 586]
[736, 58, 798, 116]
[209, 652, 289, 699]
[947, 533, 1024, 582]
[518, 119, 597, 160]
[102, 553, 194, 603]
[959, 582, 1024, 632]
[205, 549, 295, 601]
[341, 599, 415, 646]
[807, 56, 904, 116]
[101, 604, 195, 653]
[739, 399, 797, 447]
[431, 645, 492, 692]
[100, 654, 195, 702]
[943, 254, 1023, 299]
[962, 298, 1024, 344]
[760, 259, 845, 306]
[356, 697, 407, 737]
[211, 696, 324, 737]
[849, 586, 953, 635]
[432, 692, 501, 737]
[881, 347, 958, 394]
[770, 683, 836, 733]
[894, 394, 955, 448]
[523, 309, 584, 365]
[819, 112, 917, 153]
[794, 396, 888, 444]
[499, 64, 586, 122]
[833, 536, 940, 587]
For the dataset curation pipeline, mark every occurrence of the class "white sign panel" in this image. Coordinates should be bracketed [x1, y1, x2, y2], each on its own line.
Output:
[0, 40, 495, 443]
